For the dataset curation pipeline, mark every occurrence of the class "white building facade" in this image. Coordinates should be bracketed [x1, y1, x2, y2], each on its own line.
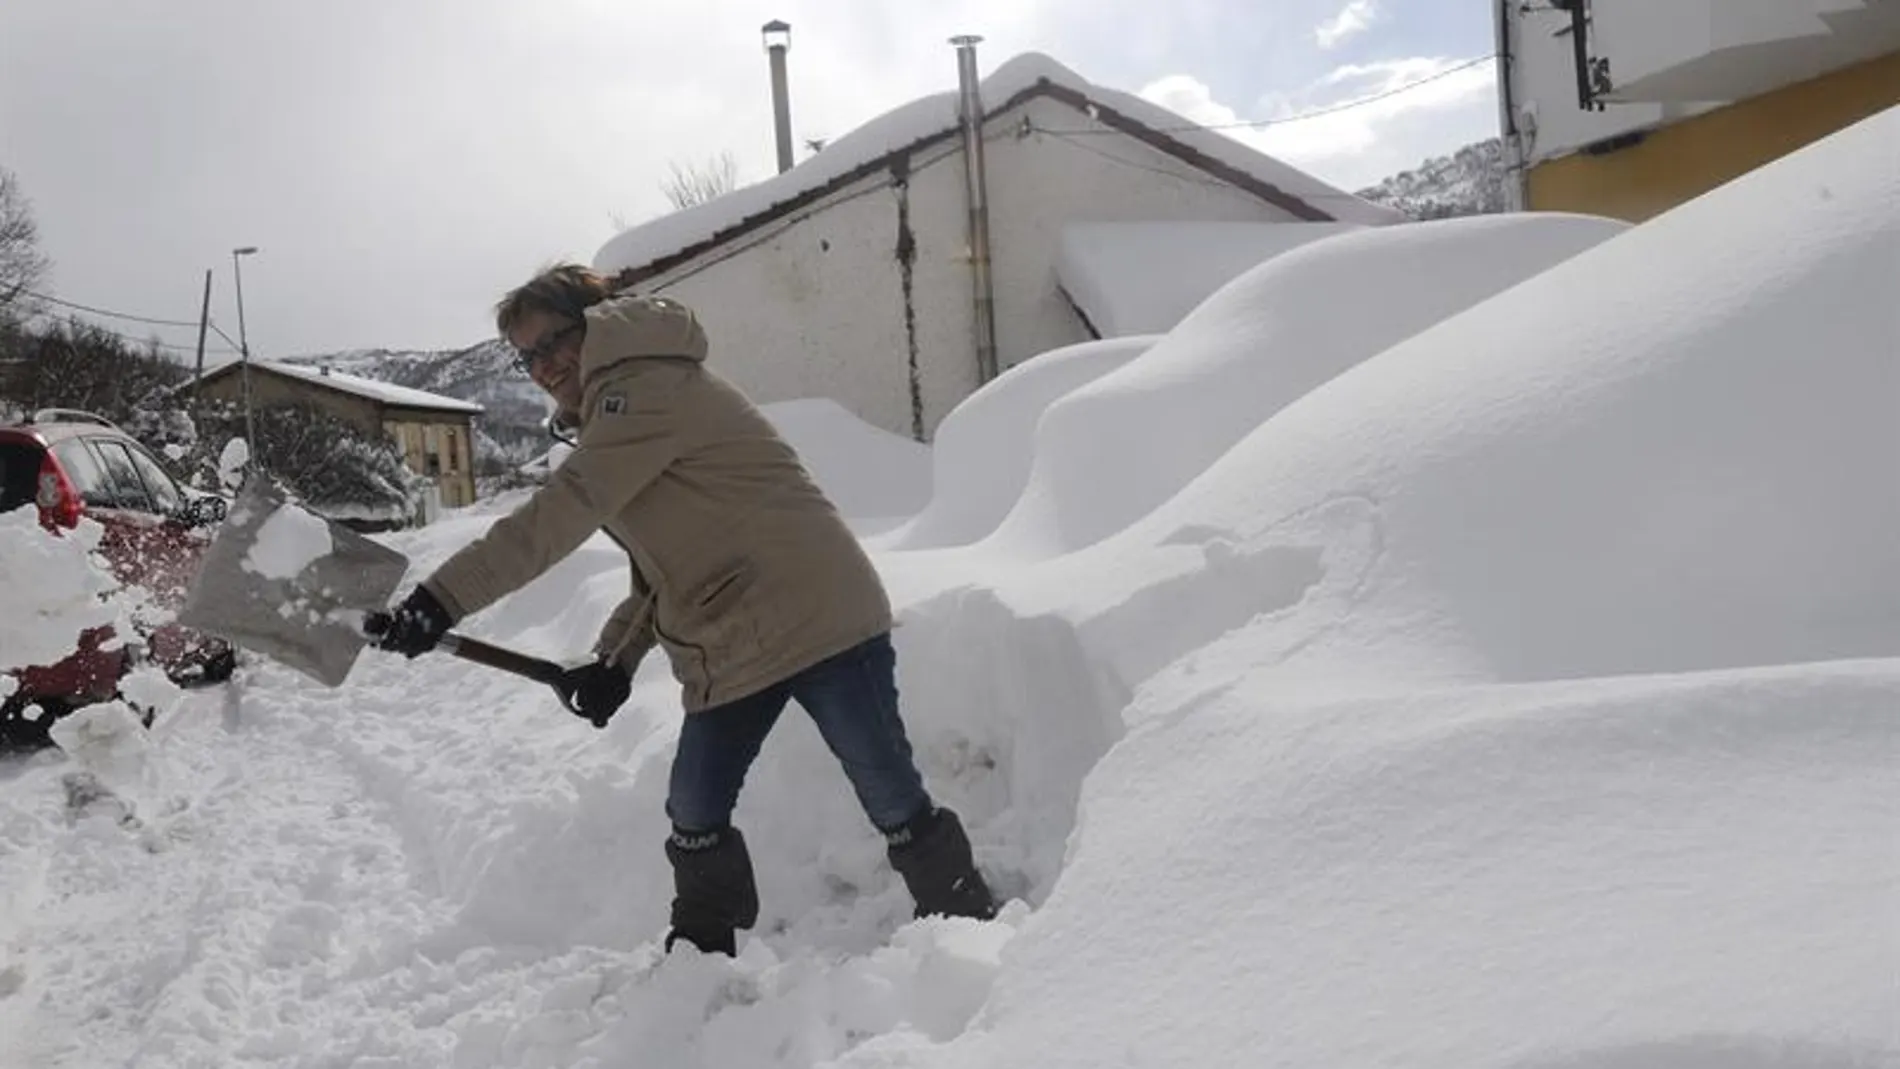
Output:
[593, 52, 1399, 441]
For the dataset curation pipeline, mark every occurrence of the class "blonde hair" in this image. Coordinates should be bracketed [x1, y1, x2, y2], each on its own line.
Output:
[494, 264, 619, 338]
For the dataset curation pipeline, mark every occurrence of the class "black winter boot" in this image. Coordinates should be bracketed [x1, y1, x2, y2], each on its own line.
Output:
[664, 825, 760, 957]
[886, 807, 998, 921]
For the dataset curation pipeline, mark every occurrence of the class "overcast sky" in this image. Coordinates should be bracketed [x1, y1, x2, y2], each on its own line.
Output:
[0, 0, 1498, 359]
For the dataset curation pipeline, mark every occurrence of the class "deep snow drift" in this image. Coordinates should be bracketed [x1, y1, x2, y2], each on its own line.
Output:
[0, 105, 1894, 1069]
[759, 399, 933, 534]
[986, 211, 1631, 559]
[875, 336, 1158, 553]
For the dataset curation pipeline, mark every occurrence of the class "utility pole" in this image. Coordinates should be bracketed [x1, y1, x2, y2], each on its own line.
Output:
[192, 268, 211, 406]
[232, 246, 259, 458]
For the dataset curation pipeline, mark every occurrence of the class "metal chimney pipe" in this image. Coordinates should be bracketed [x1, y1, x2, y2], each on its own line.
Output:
[950, 34, 999, 385]
[763, 21, 795, 174]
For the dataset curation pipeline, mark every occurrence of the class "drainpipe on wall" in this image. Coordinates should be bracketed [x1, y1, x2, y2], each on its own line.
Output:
[951, 34, 999, 385]
[1495, 0, 1528, 211]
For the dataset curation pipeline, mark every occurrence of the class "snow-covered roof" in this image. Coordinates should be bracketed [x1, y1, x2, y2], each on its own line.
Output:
[595, 52, 1403, 278]
[1055, 221, 1366, 337]
[222, 360, 485, 416]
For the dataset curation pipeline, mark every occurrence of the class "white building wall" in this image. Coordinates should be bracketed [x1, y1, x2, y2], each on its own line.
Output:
[1509, 6, 1675, 164]
[981, 96, 1307, 372]
[640, 94, 1325, 441]
[642, 170, 923, 440]
[899, 140, 984, 442]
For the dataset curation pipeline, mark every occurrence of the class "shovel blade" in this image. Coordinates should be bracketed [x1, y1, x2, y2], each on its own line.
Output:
[177, 478, 412, 687]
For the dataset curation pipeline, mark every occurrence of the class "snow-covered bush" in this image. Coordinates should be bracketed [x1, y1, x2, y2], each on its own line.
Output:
[190, 399, 423, 522]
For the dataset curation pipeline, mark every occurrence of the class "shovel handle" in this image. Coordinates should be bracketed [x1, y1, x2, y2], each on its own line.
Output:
[439, 633, 566, 688]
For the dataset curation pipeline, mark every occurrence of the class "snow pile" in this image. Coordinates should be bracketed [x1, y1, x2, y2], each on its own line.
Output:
[990, 211, 1630, 558]
[216, 437, 250, 491]
[0, 105, 1894, 1069]
[878, 335, 1157, 552]
[0, 510, 183, 844]
[868, 96, 1899, 1067]
[0, 510, 122, 672]
[1053, 220, 1361, 336]
[759, 398, 932, 530]
[1002, 114, 1898, 688]
[899, 661, 1900, 1068]
[240, 503, 334, 580]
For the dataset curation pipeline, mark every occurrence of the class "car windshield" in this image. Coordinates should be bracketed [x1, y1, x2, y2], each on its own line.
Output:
[0, 441, 40, 514]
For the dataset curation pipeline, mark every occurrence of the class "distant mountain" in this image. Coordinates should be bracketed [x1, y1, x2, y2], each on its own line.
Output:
[281, 340, 553, 469]
[1359, 137, 1508, 221]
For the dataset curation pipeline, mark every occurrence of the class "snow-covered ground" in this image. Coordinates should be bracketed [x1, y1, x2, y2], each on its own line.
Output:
[1, 106, 1895, 1069]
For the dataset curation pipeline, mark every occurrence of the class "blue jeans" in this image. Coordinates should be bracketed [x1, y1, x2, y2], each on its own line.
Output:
[666, 633, 932, 835]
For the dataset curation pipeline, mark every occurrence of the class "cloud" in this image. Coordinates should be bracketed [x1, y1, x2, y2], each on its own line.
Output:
[0, 0, 1076, 356]
[1139, 54, 1498, 191]
[1314, 0, 1378, 50]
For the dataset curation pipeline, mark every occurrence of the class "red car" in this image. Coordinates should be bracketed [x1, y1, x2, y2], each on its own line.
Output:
[1, 409, 236, 747]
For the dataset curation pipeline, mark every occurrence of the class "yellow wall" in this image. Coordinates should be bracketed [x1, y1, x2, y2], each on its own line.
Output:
[1528, 49, 1900, 222]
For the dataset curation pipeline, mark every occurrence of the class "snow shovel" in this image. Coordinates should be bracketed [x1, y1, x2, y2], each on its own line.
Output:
[177, 478, 581, 711]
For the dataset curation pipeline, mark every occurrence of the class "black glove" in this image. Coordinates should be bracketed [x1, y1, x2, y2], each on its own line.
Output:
[364, 586, 453, 658]
[557, 659, 632, 728]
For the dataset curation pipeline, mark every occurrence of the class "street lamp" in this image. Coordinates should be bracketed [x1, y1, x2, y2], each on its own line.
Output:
[232, 246, 259, 468]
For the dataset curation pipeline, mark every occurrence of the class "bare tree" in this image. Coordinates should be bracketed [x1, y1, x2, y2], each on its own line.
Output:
[0, 167, 49, 316]
[660, 151, 742, 210]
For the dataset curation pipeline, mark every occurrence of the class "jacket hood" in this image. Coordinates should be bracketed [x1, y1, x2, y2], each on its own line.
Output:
[579, 294, 710, 382]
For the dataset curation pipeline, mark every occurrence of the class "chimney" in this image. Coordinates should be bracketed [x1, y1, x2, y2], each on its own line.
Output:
[762, 20, 795, 174]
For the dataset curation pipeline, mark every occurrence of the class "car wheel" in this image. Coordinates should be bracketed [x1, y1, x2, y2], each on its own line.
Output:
[0, 693, 68, 753]
[198, 647, 239, 684]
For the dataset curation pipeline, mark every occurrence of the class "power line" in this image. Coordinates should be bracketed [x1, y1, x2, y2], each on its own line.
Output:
[20, 287, 243, 356]
[1037, 54, 1500, 136]
[23, 288, 204, 328]
[38, 321, 240, 357]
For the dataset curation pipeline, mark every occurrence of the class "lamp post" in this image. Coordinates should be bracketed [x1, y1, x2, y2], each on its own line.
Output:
[231, 245, 259, 464]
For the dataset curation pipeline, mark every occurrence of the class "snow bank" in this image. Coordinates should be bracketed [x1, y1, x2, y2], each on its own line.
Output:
[878, 336, 1157, 552]
[0, 510, 121, 672]
[866, 106, 1900, 1069]
[4, 103, 1893, 1069]
[1054, 221, 1361, 337]
[759, 398, 932, 529]
[989, 212, 1631, 558]
[1014, 106, 1899, 689]
[0, 510, 181, 835]
[894, 660, 1900, 1068]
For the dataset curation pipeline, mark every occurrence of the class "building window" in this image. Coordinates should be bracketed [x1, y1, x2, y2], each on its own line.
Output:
[445, 428, 459, 473]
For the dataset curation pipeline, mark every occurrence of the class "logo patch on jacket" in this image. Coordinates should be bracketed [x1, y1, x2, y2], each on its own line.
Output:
[601, 392, 627, 415]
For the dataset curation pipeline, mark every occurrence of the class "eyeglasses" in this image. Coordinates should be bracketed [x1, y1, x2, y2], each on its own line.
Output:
[512, 322, 583, 375]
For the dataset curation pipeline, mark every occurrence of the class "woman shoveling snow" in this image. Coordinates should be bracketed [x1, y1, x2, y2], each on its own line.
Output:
[366, 265, 998, 957]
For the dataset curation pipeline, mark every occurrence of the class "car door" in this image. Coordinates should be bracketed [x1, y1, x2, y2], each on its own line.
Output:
[121, 439, 211, 603]
[73, 436, 173, 599]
